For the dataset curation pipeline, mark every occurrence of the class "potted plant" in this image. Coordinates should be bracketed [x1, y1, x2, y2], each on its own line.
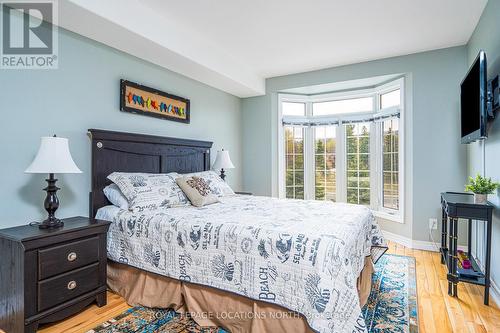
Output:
[465, 174, 499, 204]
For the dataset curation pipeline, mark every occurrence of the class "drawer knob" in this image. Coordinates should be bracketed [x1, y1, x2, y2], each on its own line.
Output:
[67, 280, 77, 290]
[67, 252, 77, 262]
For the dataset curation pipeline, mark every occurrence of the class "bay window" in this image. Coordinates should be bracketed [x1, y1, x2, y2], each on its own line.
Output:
[278, 78, 404, 221]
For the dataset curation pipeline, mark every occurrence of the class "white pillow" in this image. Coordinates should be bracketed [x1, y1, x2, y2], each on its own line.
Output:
[103, 184, 129, 210]
[180, 170, 235, 197]
[107, 172, 190, 212]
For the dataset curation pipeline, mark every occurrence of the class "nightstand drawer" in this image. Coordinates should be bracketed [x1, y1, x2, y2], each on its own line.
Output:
[38, 236, 99, 280]
[38, 262, 99, 312]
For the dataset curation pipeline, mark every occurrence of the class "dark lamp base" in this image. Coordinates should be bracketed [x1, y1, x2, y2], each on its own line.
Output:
[38, 218, 64, 229]
[35, 173, 64, 230]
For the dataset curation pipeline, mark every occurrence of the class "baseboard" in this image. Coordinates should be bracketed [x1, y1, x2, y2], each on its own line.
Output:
[412, 238, 442, 252]
[381, 230, 467, 252]
[381, 230, 413, 249]
[490, 278, 500, 307]
[381, 230, 500, 307]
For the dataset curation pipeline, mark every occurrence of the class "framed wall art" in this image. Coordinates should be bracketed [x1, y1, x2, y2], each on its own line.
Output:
[120, 79, 190, 124]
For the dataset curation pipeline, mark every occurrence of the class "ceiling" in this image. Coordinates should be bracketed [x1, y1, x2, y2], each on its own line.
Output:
[60, 0, 487, 97]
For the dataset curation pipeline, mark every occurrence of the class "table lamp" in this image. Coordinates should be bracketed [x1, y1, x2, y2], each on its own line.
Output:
[212, 149, 234, 181]
[25, 135, 82, 229]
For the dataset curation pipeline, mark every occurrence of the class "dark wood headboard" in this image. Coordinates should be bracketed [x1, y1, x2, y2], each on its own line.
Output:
[88, 129, 212, 217]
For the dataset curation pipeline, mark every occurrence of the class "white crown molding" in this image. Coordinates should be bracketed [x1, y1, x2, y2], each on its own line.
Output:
[56, 0, 265, 97]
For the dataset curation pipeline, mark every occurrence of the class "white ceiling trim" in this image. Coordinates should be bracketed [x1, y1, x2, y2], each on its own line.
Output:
[281, 74, 403, 95]
[58, 0, 265, 97]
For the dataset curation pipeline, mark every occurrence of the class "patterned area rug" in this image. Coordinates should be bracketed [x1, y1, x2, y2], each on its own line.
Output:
[86, 308, 228, 333]
[88, 254, 417, 333]
[362, 254, 418, 333]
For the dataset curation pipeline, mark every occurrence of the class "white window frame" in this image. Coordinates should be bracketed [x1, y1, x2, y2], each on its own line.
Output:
[278, 78, 405, 223]
[373, 79, 405, 222]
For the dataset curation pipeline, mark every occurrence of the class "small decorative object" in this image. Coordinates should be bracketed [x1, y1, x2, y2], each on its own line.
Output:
[25, 136, 82, 229]
[464, 173, 499, 204]
[120, 79, 190, 123]
[457, 250, 472, 269]
[212, 149, 234, 181]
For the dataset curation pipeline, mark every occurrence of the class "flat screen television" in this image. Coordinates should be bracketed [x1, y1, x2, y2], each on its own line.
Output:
[460, 50, 488, 144]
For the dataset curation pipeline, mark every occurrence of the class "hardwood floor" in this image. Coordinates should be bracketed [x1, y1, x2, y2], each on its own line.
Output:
[387, 241, 500, 333]
[39, 241, 500, 333]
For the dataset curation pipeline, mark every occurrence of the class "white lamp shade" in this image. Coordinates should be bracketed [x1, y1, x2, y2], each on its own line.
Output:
[25, 136, 82, 174]
[212, 150, 235, 170]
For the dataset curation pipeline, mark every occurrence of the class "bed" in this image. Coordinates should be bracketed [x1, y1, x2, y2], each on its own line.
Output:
[88, 129, 387, 333]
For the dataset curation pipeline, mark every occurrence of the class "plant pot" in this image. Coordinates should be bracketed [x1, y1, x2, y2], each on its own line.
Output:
[474, 193, 487, 204]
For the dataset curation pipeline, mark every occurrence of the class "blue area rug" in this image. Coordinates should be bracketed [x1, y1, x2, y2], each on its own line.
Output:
[362, 254, 418, 333]
[88, 254, 417, 333]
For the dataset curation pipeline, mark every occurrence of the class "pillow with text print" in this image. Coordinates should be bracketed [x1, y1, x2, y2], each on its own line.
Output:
[107, 172, 190, 212]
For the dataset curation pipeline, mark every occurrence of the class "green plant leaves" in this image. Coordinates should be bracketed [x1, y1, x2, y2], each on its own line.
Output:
[465, 173, 500, 194]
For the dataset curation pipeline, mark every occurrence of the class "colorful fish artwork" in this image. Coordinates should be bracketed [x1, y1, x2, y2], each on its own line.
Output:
[127, 93, 185, 115]
[127, 94, 187, 116]
[121, 80, 190, 123]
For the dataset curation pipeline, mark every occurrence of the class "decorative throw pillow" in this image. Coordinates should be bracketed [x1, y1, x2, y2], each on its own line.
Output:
[176, 176, 219, 207]
[107, 172, 190, 212]
[181, 170, 235, 197]
[103, 183, 129, 210]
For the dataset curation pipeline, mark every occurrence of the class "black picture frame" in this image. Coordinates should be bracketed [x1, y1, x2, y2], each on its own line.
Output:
[120, 79, 191, 124]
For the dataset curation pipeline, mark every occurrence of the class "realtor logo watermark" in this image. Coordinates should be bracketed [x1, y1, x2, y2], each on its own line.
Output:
[1, 0, 58, 69]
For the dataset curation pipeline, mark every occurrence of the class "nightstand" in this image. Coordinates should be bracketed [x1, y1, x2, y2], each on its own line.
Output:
[0, 217, 111, 333]
[440, 192, 493, 305]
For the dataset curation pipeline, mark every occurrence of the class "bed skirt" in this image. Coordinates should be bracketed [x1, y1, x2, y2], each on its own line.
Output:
[107, 258, 374, 333]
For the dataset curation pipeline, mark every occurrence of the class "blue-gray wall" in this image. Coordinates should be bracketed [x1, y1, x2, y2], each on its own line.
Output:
[242, 46, 468, 242]
[466, 0, 500, 299]
[0, 22, 242, 228]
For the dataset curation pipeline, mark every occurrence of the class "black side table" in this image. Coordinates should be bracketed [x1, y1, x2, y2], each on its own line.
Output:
[440, 192, 493, 305]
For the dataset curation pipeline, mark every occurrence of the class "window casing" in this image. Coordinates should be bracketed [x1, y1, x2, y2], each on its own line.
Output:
[278, 78, 404, 222]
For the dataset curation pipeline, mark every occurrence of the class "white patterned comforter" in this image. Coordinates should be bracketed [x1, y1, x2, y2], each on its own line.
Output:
[97, 195, 387, 333]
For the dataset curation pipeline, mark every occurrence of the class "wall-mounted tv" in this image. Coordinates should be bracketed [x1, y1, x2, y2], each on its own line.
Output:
[460, 50, 487, 144]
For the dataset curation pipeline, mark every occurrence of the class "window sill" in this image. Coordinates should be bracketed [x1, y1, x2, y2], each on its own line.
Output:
[372, 210, 403, 223]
